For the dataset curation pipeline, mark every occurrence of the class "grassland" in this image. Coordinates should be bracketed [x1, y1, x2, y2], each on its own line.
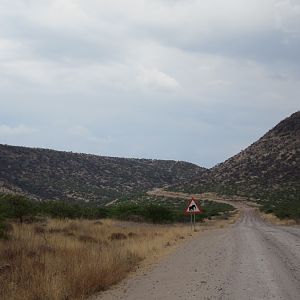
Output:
[0, 218, 197, 300]
[0, 192, 237, 299]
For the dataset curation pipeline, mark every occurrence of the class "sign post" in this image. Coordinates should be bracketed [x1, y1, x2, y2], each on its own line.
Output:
[184, 197, 202, 231]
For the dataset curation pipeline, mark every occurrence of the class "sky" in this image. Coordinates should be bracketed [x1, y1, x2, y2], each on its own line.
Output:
[0, 0, 299, 168]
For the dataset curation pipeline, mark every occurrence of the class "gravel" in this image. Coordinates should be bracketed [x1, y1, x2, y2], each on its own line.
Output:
[96, 204, 300, 300]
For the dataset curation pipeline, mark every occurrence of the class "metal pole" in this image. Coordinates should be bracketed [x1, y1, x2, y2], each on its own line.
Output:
[193, 214, 196, 231]
[190, 214, 193, 231]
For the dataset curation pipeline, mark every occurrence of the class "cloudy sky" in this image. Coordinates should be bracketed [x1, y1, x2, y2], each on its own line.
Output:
[0, 0, 299, 167]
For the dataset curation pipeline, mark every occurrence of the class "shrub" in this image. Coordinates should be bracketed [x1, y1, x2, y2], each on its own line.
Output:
[128, 232, 138, 238]
[110, 232, 127, 240]
[78, 235, 98, 243]
[0, 194, 36, 223]
[0, 220, 12, 240]
[34, 225, 46, 234]
[144, 205, 174, 223]
[93, 220, 103, 225]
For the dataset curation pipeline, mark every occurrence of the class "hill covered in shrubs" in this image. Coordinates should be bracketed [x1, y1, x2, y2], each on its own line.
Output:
[1, 112, 298, 220]
[0, 144, 205, 204]
[170, 112, 300, 219]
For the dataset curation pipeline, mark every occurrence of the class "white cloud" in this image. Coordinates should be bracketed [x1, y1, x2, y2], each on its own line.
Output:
[0, 124, 38, 136]
[275, 0, 300, 36]
[67, 125, 91, 138]
[66, 125, 113, 145]
[138, 67, 179, 91]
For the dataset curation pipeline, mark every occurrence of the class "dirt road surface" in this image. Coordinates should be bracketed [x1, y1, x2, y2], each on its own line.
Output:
[97, 204, 300, 300]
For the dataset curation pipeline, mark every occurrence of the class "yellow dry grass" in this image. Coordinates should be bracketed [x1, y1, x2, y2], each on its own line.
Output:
[260, 212, 297, 226]
[0, 219, 194, 300]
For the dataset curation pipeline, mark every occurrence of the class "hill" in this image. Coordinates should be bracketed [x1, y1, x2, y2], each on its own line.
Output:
[170, 111, 300, 218]
[0, 144, 205, 204]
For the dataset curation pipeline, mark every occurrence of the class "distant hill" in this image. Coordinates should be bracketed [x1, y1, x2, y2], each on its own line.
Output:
[1, 111, 299, 215]
[170, 111, 300, 215]
[0, 145, 205, 204]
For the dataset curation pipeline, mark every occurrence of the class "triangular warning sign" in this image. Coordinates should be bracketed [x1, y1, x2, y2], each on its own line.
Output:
[184, 198, 202, 215]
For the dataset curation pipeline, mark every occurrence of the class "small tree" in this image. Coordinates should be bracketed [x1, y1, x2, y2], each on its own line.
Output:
[144, 205, 174, 223]
[0, 217, 12, 239]
[8, 195, 34, 224]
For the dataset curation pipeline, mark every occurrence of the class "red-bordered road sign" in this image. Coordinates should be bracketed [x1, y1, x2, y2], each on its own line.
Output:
[184, 197, 202, 215]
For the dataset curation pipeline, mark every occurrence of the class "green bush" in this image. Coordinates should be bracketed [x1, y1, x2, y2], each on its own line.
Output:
[0, 215, 11, 240]
[144, 205, 174, 223]
[0, 194, 109, 221]
[0, 192, 237, 224]
[107, 203, 174, 223]
[260, 198, 300, 220]
[0, 194, 36, 223]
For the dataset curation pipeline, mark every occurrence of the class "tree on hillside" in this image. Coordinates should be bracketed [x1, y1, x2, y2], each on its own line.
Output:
[1, 195, 34, 224]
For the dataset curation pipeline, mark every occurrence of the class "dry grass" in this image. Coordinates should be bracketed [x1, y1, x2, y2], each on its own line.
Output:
[0, 219, 193, 300]
[260, 212, 297, 226]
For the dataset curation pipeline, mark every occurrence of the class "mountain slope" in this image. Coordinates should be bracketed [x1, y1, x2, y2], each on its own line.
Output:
[0, 144, 205, 204]
[172, 111, 300, 207]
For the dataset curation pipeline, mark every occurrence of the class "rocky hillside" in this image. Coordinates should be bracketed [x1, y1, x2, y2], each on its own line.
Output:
[0, 144, 205, 204]
[172, 111, 300, 205]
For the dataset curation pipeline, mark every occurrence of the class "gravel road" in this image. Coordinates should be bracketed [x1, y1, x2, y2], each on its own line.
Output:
[98, 205, 300, 300]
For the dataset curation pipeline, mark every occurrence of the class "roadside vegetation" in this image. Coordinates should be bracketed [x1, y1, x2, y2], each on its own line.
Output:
[115, 193, 235, 222]
[0, 218, 195, 300]
[258, 192, 300, 221]
[169, 185, 300, 221]
[0, 193, 236, 300]
[0, 193, 235, 227]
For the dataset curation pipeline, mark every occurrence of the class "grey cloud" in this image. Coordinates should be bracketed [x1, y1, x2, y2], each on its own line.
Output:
[0, 17, 127, 64]
[187, 31, 300, 64]
[0, 0, 299, 167]
[131, 22, 300, 66]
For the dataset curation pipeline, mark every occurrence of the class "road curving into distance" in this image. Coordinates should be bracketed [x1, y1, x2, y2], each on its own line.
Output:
[97, 201, 300, 300]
